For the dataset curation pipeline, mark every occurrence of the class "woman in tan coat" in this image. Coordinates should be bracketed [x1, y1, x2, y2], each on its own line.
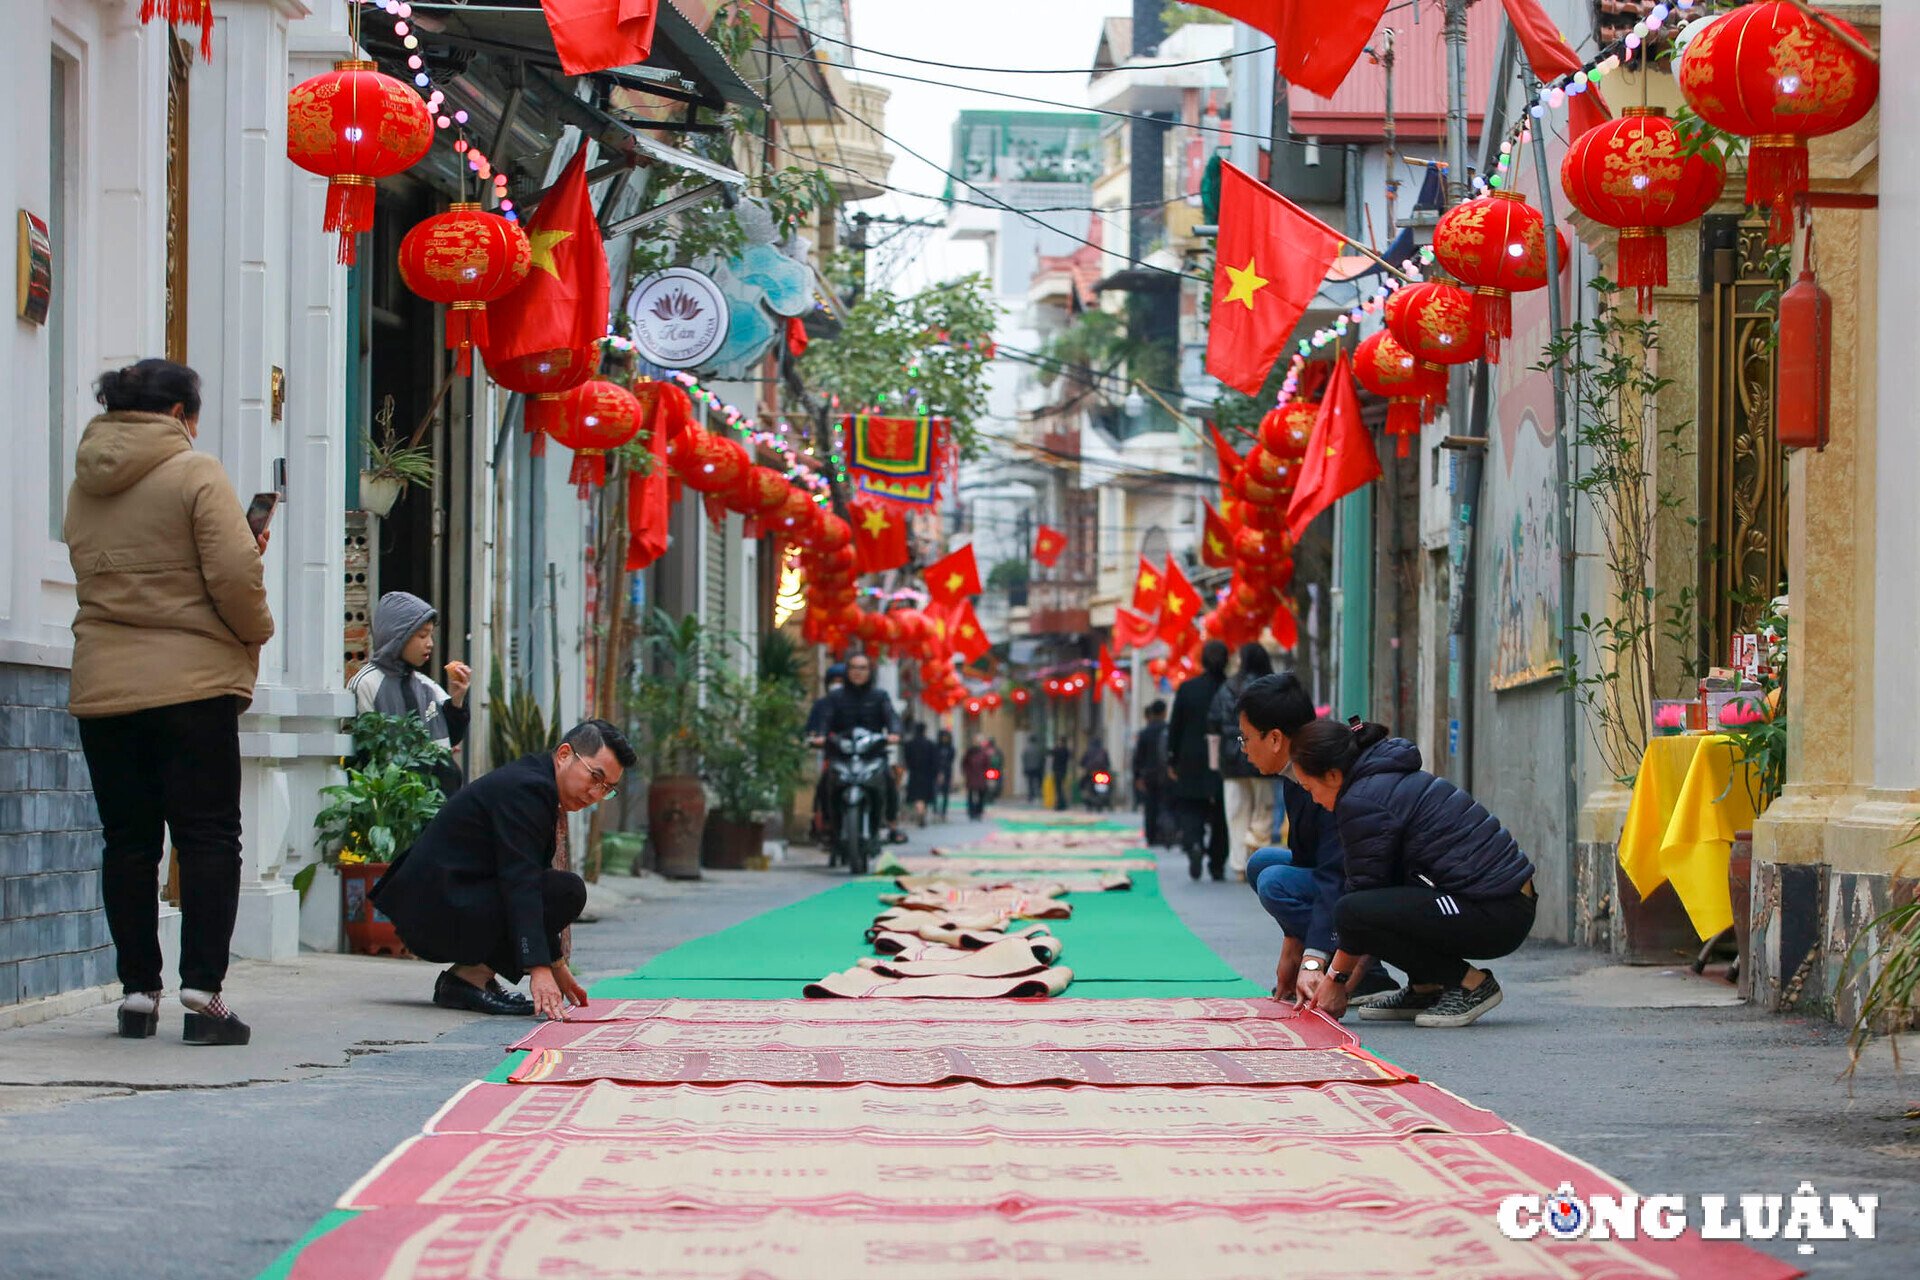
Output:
[65, 359, 274, 1045]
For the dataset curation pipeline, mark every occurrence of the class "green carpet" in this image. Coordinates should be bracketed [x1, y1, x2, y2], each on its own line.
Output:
[994, 818, 1140, 833]
[629, 882, 897, 979]
[255, 1212, 358, 1280]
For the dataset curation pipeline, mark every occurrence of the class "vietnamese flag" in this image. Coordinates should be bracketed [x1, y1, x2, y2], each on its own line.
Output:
[541, 0, 658, 76]
[1286, 348, 1381, 540]
[851, 499, 909, 575]
[1033, 525, 1068, 568]
[952, 601, 993, 664]
[624, 388, 672, 570]
[1208, 423, 1245, 486]
[1112, 605, 1157, 653]
[483, 149, 609, 364]
[1197, 2, 1386, 98]
[924, 543, 982, 607]
[1158, 557, 1204, 645]
[1131, 556, 1166, 617]
[1206, 163, 1345, 397]
[1498, 0, 1584, 83]
[1270, 601, 1300, 652]
[1201, 503, 1237, 569]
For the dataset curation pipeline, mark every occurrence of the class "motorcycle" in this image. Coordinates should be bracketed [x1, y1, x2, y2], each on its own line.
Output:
[1085, 769, 1113, 812]
[824, 727, 890, 875]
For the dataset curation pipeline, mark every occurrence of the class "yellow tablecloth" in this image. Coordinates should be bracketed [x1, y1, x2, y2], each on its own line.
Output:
[1616, 734, 1759, 940]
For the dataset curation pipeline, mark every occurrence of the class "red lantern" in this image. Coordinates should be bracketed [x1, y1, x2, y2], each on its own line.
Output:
[286, 61, 433, 264]
[727, 466, 791, 526]
[489, 345, 596, 454]
[1259, 402, 1316, 460]
[965, 699, 984, 717]
[1561, 107, 1727, 313]
[1384, 281, 1485, 367]
[398, 203, 531, 376]
[546, 380, 643, 496]
[1432, 191, 1569, 363]
[1354, 330, 1448, 457]
[1243, 446, 1296, 492]
[1678, 2, 1876, 243]
[1011, 687, 1030, 706]
[1234, 525, 1288, 565]
[669, 429, 751, 495]
[816, 515, 852, 554]
[1776, 257, 1831, 450]
[1240, 500, 1290, 534]
[768, 487, 819, 539]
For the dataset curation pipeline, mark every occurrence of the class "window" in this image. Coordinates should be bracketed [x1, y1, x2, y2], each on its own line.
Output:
[47, 50, 78, 539]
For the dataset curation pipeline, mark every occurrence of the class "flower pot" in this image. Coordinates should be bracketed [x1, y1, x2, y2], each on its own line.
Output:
[340, 861, 411, 957]
[648, 774, 707, 880]
[702, 814, 765, 871]
[359, 471, 403, 519]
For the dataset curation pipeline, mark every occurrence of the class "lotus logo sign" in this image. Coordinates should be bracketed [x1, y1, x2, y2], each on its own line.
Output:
[626, 267, 729, 369]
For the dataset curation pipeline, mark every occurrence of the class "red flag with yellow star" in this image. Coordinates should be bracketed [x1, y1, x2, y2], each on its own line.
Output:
[1157, 557, 1204, 645]
[1113, 605, 1158, 653]
[483, 149, 609, 364]
[850, 498, 909, 575]
[1033, 524, 1068, 568]
[1131, 556, 1166, 617]
[1286, 347, 1380, 540]
[1205, 162, 1343, 397]
[923, 543, 982, 607]
[951, 601, 993, 663]
[541, 0, 659, 76]
[1209, 423, 1245, 485]
[1195, 2, 1387, 98]
[1201, 502, 1237, 569]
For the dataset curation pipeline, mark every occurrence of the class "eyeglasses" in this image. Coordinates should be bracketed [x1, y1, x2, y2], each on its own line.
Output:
[572, 753, 620, 799]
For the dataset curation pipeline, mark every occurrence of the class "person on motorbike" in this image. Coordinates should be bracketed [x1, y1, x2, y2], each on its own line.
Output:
[1080, 738, 1114, 811]
[805, 652, 903, 858]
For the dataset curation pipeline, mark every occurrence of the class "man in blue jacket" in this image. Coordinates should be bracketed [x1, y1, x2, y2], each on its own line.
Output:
[1235, 675, 1395, 1010]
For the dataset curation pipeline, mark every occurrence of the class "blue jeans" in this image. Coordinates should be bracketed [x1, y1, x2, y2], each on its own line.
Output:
[1247, 846, 1316, 940]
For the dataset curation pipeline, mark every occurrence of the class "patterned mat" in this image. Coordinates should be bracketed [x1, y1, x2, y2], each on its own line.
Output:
[803, 965, 1075, 999]
[557, 996, 1302, 1025]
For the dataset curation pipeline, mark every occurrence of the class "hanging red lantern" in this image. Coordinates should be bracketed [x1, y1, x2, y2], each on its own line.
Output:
[1678, 2, 1876, 243]
[1234, 525, 1289, 565]
[668, 429, 751, 495]
[816, 514, 852, 554]
[1432, 191, 1569, 363]
[1259, 402, 1317, 460]
[140, 2, 215, 60]
[286, 61, 434, 264]
[1011, 687, 1030, 706]
[965, 699, 984, 717]
[1243, 446, 1296, 492]
[489, 345, 596, 454]
[726, 466, 791, 531]
[1240, 499, 1289, 534]
[768, 487, 819, 539]
[1354, 330, 1448, 457]
[397, 203, 531, 376]
[1561, 107, 1727, 313]
[546, 380, 643, 496]
[1384, 280, 1485, 367]
[984, 691, 1004, 711]
[1776, 251, 1831, 451]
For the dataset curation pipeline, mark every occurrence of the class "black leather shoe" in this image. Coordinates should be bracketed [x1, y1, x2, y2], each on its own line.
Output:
[183, 1011, 251, 1046]
[434, 969, 530, 1016]
[1187, 849, 1203, 880]
[488, 979, 535, 1013]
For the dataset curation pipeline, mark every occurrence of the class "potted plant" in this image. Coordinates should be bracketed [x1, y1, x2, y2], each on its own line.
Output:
[313, 763, 445, 955]
[700, 639, 809, 869]
[627, 609, 714, 880]
[360, 395, 436, 519]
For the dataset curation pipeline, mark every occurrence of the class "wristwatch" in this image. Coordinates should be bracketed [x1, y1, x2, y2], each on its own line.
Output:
[1328, 969, 1351, 986]
[1300, 957, 1324, 974]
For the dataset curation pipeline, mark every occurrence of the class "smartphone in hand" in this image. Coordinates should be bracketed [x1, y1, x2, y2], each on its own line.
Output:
[246, 492, 280, 539]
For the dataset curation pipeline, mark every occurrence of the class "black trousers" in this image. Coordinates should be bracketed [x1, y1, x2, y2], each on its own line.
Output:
[1025, 770, 1043, 803]
[1051, 770, 1068, 809]
[966, 787, 989, 820]
[1335, 885, 1537, 987]
[445, 869, 586, 984]
[1175, 790, 1230, 872]
[76, 695, 244, 996]
[1140, 783, 1167, 848]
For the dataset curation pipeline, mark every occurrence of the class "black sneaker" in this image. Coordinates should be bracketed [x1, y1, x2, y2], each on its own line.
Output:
[1347, 967, 1402, 1005]
[1415, 973, 1504, 1027]
[1357, 984, 1445, 1021]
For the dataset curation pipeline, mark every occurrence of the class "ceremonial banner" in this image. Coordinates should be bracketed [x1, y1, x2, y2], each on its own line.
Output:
[845, 413, 951, 506]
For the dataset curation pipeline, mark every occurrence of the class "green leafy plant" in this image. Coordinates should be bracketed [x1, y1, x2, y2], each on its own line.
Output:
[313, 763, 444, 865]
[626, 608, 718, 777]
[1721, 597, 1788, 812]
[1842, 826, 1920, 1077]
[702, 639, 809, 822]
[363, 395, 436, 489]
[988, 558, 1030, 592]
[347, 711, 452, 775]
[487, 659, 560, 768]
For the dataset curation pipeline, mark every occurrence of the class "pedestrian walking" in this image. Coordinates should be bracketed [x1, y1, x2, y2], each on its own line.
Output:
[372, 719, 633, 1019]
[934, 728, 956, 820]
[1022, 738, 1045, 804]
[1288, 718, 1539, 1028]
[348, 591, 470, 795]
[961, 740, 993, 820]
[1209, 642, 1275, 877]
[66, 360, 274, 1045]
[902, 720, 938, 827]
[1132, 701, 1169, 846]
[1167, 640, 1231, 880]
[1049, 739, 1071, 810]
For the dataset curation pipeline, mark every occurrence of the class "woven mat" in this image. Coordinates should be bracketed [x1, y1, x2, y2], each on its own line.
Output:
[892, 856, 1154, 874]
[804, 965, 1074, 999]
[892, 873, 1132, 894]
[507, 1045, 1409, 1088]
[427, 1080, 1505, 1141]
[878, 890, 1076, 919]
[557, 996, 1298, 1025]
[510, 1011, 1356, 1055]
[290, 1202, 1801, 1280]
[873, 931, 1062, 964]
[854, 935, 1058, 978]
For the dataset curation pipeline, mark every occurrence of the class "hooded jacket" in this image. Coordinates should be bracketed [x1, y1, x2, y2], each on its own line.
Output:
[1335, 736, 1535, 899]
[347, 592, 466, 750]
[64, 412, 274, 717]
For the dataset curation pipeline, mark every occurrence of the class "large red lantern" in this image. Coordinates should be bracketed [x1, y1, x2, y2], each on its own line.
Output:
[1432, 191, 1569, 363]
[1259, 402, 1316, 460]
[768, 487, 819, 540]
[286, 61, 433, 264]
[1384, 281, 1484, 367]
[1241, 500, 1289, 534]
[1354, 329, 1448, 457]
[669, 429, 751, 495]
[398, 204, 531, 376]
[1011, 687, 1030, 706]
[1678, 2, 1877, 243]
[816, 514, 852, 554]
[546, 380, 643, 496]
[1243, 446, 1296, 493]
[1561, 107, 1727, 313]
[489, 345, 596, 453]
[727, 466, 791, 524]
[1776, 256, 1831, 450]
[1234, 525, 1289, 566]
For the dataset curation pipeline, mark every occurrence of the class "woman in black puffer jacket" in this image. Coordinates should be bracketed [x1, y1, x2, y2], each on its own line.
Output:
[1289, 719, 1536, 1028]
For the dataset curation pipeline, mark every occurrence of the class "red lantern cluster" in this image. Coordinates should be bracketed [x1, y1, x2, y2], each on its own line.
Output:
[1384, 280, 1485, 368]
[1432, 191, 1569, 363]
[1678, 2, 1876, 243]
[1354, 329, 1447, 457]
[489, 345, 597, 451]
[398, 203, 531, 376]
[1194, 414, 1309, 653]
[1561, 107, 1726, 313]
[286, 60, 433, 264]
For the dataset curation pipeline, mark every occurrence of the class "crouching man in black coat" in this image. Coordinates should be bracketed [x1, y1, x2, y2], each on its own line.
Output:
[373, 718, 636, 1019]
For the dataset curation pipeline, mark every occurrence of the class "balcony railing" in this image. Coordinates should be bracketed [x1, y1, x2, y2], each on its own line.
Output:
[1027, 576, 1094, 637]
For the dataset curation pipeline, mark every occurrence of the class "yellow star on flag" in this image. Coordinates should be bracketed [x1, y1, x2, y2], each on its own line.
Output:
[528, 228, 574, 278]
[946, 572, 965, 593]
[860, 507, 890, 536]
[1139, 570, 1159, 592]
[960, 624, 977, 638]
[1167, 595, 1187, 616]
[1206, 534, 1224, 556]
[1326, 444, 1339, 458]
[1221, 256, 1269, 310]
